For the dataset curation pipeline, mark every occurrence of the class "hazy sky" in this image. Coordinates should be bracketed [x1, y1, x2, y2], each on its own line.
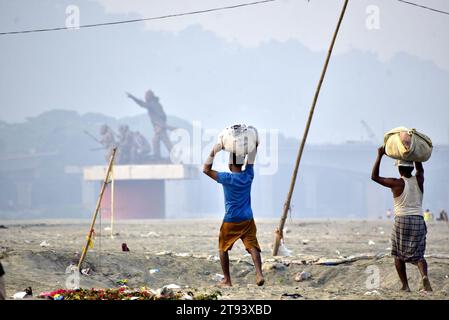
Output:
[96, 0, 449, 69]
[0, 0, 448, 143]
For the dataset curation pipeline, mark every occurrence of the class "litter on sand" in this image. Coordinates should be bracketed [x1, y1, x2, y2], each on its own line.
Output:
[364, 290, 380, 296]
[121, 243, 130, 251]
[164, 284, 181, 289]
[212, 274, 225, 282]
[368, 240, 376, 246]
[295, 271, 312, 282]
[38, 287, 220, 300]
[281, 293, 302, 299]
[81, 268, 91, 275]
[276, 239, 292, 257]
[40, 241, 50, 247]
[149, 269, 160, 274]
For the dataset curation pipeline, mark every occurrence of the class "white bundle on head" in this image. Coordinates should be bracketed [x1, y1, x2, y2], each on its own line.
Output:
[218, 124, 259, 157]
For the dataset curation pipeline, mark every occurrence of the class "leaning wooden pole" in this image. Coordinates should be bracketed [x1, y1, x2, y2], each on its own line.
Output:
[78, 147, 117, 269]
[272, 0, 349, 256]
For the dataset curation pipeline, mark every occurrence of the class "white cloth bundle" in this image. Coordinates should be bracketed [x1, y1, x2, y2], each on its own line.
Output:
[384, 126, 433, 162]
[218, 124, 259, 156]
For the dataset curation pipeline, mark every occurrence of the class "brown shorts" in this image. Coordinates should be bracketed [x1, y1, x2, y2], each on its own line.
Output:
[219, 219, 261, 253]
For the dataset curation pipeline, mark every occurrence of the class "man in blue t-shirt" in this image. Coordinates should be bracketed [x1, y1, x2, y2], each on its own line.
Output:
[203, 143, 264, 287]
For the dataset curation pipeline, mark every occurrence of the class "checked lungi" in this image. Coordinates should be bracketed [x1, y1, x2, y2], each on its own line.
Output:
[391, 215, 427, 262]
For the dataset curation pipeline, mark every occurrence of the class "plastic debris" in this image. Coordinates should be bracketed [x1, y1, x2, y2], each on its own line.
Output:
[81, 268, 90, 276]
[294, 271, 312, 282]
[281, 293, 302, 299]
[368, 240, 376, 246]
[13, 287, 32, 300]
[302, 239, 310, 245]
[277, 240, 292, 257]
[40, 240, 50, 247]
[207, 255, 220, 262]
[156, 251, 172, 256]
[53, 294, 64, 300]
[364, 290, 380, 296]
[164, 284, 181, 290]
[117, 279, 128, 285]
[122, 243, 130, 252]
[141, 231, 160, 238]
[149, 269, 160, 274]
[212, 274, 225, 282]
[175, 252, 192, 258]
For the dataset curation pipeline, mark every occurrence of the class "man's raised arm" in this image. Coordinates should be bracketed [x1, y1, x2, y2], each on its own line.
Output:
[203, 143, 223, 181]
[371, 146, 402, 189]
[126, 92, 147, 109]
[415, 161, 424, 191]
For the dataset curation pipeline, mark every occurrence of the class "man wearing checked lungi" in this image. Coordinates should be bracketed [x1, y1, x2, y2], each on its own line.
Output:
[372, 146, 432, 292]
[203, 142, 264, 287]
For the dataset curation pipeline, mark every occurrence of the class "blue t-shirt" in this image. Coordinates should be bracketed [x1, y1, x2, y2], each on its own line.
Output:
[217, 164, 254, 222]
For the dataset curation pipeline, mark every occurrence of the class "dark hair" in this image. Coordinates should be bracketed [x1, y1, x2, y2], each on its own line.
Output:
[398, 166, 414, 177]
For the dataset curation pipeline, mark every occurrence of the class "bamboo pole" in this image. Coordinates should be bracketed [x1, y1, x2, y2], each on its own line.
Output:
[110, 166, 115, 239]
[272, 0, 349, 256]
[78, 147, 117, 269]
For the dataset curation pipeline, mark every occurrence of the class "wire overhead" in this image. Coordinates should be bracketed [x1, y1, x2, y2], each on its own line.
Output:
[396, 0, 449, 16]
[0, 0, 277, 36]
[1, 0, 448, 36]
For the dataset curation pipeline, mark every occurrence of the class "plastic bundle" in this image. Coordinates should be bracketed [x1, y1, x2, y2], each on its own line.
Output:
[384, 126, 433, 162]
[218, 124, 259, 156]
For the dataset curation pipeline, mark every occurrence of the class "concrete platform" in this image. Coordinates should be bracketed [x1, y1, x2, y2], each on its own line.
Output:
[82, 164, 199, 219]
[83, 164, 198, 181]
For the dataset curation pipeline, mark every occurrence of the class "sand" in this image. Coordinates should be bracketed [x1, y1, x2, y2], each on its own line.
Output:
[1, 219, 448, 300]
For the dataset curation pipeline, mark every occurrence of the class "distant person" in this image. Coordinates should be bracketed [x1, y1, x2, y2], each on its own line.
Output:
[423, 209, 434, 223]
[386, 208, 392, 220]
[436, 209, 448, 222]
[99, 124, 117, 162]
[134, 131, 152, 162]
[127, 90, 175, 159]
[371, 146, 432, 292]
[117, 125, 136, 164]
[0, 262, 5, 300]
[203, 142, 264, 287]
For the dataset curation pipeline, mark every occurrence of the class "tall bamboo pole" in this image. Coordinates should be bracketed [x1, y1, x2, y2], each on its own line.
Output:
[110, 166, 115, 239]
[78, 147, 117, 268]
[272, 0, 349, 256]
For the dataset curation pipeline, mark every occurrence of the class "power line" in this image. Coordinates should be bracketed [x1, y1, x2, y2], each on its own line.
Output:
[0, 0, 277, 36]
[1, 0, 448, 36]
[397, 0, 449, 16]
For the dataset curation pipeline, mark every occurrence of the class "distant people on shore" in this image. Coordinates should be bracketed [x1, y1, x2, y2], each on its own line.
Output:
[423, 209, 434, 222]
[436, 209, 448, 222]
[386, 208, 392, 220]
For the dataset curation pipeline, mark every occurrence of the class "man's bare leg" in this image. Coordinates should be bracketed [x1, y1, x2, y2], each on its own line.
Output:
[417, 259, 433, 292]
[394, 257, 410, 292]
[218, 250, 232, 287]
[248, 247, 264, 286]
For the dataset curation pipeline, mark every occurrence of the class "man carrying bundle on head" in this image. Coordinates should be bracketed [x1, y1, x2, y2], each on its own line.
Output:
[203, 125, 264, 288]
[371, 146, 432, 292]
